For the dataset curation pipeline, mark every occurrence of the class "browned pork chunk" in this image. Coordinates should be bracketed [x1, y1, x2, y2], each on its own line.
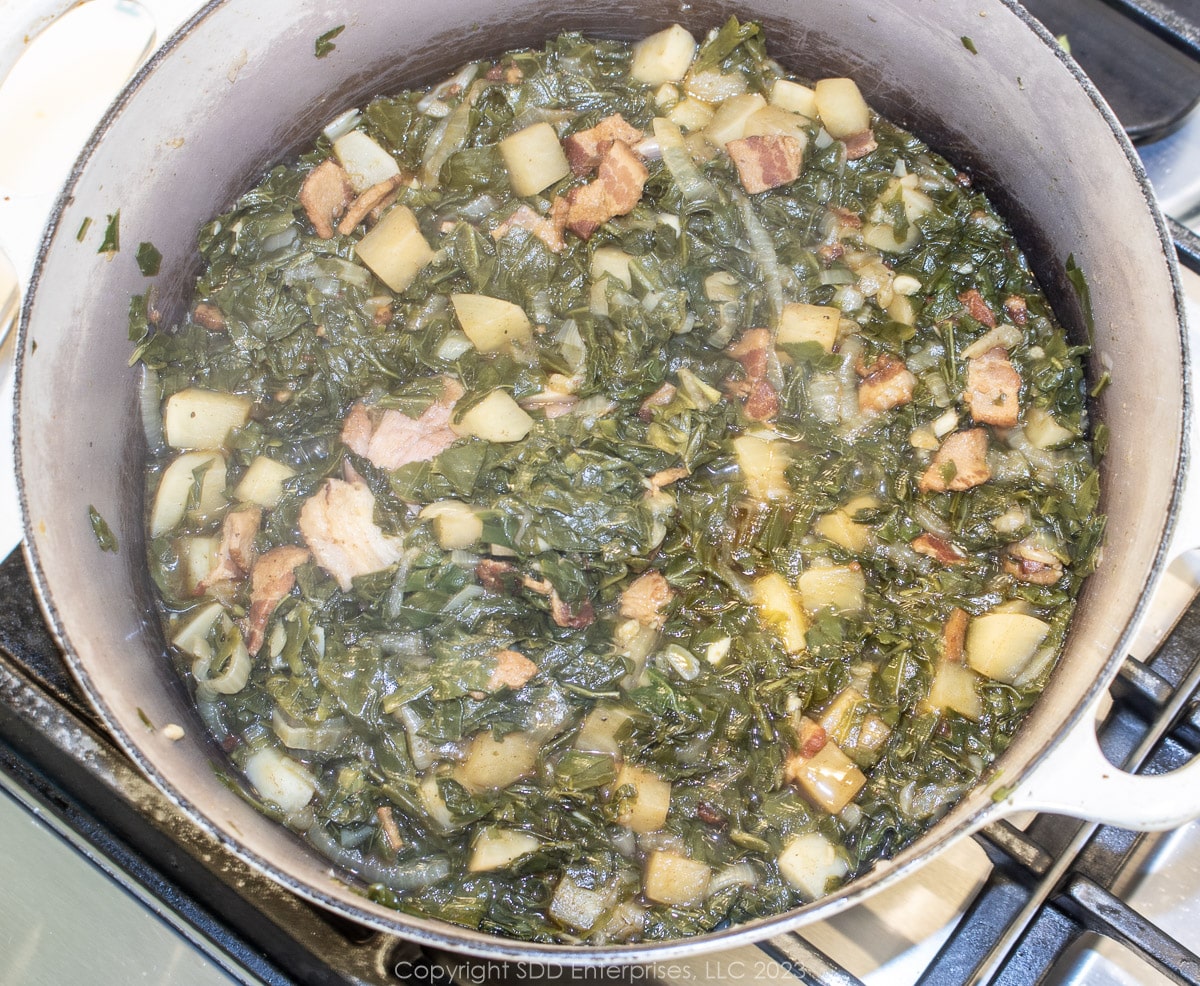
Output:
[298, 479, 405, 591]
[857, 354, 916, 415]
[564, 140, 649, 240]
[244, 545, 310, 654]
[726, 135, 803, 193]
[919, 428, 992, 493]
[299, 159, 354, 239]
[964, 347, 1021, 428]
[563, 113, 643, 176]
[619, 571, 675, 629]
[341, 377, 465, 470]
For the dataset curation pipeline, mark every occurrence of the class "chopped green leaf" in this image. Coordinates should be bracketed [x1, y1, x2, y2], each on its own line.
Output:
[98, 211, 120, 254]
[76, 217, 92, 242]
[1065, 253, 1095, 344]
[961, 36, 978, 54]
[88, 505, 119, 553]
[315, 25, 345, 59]
[136, 241, 162, 276]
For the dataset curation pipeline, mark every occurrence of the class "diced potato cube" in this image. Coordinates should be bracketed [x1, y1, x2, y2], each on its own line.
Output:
[455, 730, 539, 792]
[770, 79, 818, 118]
[417, 773, 463, 832]
[704, 271, 740, 303]
[468, 827, 541, 872]
[813, 495, 879, 553]
[177, 536, 220, 595]
[332, 130, 401, 193]
[966, 612, 1052, 684]
[450, 390, 534, 443]
[666, 96, 715, 133]
[591, 247, 634, 289]
[814, 77, 872, 138]
[233, 455, 295, 509]
[355, 205, 435, 293]
[744, 106, 810, 144]
[171, 601, 224, 659]
[151, 451, 227, 537]
[549, 875, 618, 932]
[243, 746, 318, 815]
[1024, 406, 1077, 449]
[643, 850, 712, 907]
[927, 661, 984, 720]
[753, 572, 809, 654]
[778, 303, 840, 352]
[703, 93, 767, 147]
[777, 831, 849, 899]
[863, 176, 935, 254]
[790, 740, 866, 814]
[450, 293, 533, 352]
[654, 83, 680, 109]
[630, 24, 697, 85]
[163, 387, 252, 450]
[888, 293, 916, 326]
[499, 122, 571, 197]
[798, 565, 866, 613]
[418, 499, 483, 549]
[575, 705, 632, 756]
[613, 763, 671, 833]
[733, 434, 791, 500]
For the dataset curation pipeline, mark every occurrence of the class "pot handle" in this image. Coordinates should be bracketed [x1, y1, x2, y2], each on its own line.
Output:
[999, 428, 1200, 829]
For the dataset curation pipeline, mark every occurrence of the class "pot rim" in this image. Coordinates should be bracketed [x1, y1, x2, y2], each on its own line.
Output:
[11, 0, 1192, 964]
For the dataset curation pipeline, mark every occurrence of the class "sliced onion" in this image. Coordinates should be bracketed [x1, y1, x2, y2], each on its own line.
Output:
[272, 710, 349, 752]
[140, 366, 163, 450]
[960, 322, 1024, 360]
[243, 745, 319, 816]
[192, 616, 251, 697]
[733, 190, 783, 323]
[417, 62, 480, 118]
[708, 861, 758, 896]
[322, 108, 362, 142]
[653, 117, 718, 203]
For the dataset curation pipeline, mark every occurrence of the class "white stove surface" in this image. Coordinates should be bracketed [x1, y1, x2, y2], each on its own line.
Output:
[2, 6, 1199, 986]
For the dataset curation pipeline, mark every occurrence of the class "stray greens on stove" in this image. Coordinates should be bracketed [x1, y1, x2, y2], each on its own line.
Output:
[136, 20, 1104, 944]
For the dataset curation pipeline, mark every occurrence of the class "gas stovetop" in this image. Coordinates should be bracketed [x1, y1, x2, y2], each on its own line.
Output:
[4, 2, 1200, 985]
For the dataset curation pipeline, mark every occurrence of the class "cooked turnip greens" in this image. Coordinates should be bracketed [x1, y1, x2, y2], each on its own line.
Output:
[139, 20, 1103, 943]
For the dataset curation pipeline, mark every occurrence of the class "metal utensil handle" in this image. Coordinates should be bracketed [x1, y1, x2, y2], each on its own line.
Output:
[0, 0, 196, 340]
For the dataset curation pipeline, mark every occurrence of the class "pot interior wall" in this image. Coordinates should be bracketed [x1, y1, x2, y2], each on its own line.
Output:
[16, 0, 1186, 961]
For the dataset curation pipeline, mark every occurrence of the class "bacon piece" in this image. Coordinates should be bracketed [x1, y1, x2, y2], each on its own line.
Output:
[857, 354, 916, 414]
[919, 428, 992, 493]
[619, 571, 675, 629]
[1003, 295, 1028, 325]
[485, 63, 524, 83]
[958, 288, 997, 328]
[193, 302, 226, 332]
[550, 589, 595, 629]
[1001, 538, 1064, 585]
[842, 129, 878, 160]
[476, 558, 516, 591]
[199, 506, 262, 592]
[244, 545, 310, 654]
[564, 140, 649, 241]
[487, 649, 539, 691]
[728, 328, 780, 423]
[299, 159, 354, 239]
[341, 378, 464, 471]
[650, 466, 690, 489]
[377, 806, 404, 851]
[783, 716, 828, 785]
[964, 347, 1021, 428]
[941, 608, 970, 665]
[337, 175, 406, 236]
[638, 381, 677, 421]
[726, 134, 804, 193]
[298, 479, 405, 591]
[492, 203, 567, 253]
[563, 113, 643, 176]
[818, 242, 845, 266]
[911, 532, 967, 566]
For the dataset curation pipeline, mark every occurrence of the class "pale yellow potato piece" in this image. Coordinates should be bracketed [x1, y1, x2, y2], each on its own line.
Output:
[1024, 406, 1077, 449]
[355, 205, 435, 293]
[613, 763, 671, 833]
[704, 93, 768, 147]
[927, 662, 984, 720]
[233, 455, 295, 509]
[456, 730, 540, 792]
[176, 536, 220, 595]
[418, 773, 463, 832]
[743, 105, 810, 144]
[332, 130, 401, 193]
[666, 96, 715, 133]
[790, 740, 866, 814]
[643, 851, 712, 907]
[814, 77, 872, 137]
[778, 303, 840, 352]
[450, 293, 533, 352]
[966, 612, 1052, 684]
[733, 434, 791, 500]
[171, 601, 224, 659]
[770, 79, 818, 118]
[798, 565, 866, 613]
[163, 387, 252, 450]
[777, 831, 849, 899]
[499, 122, 571, 196]
[243, 746, 318, 815]
[591, 247, 634, 289]
[753, 572, 809, 654]
[468, 827, 541, 872]
[813, 495, 879, 553]
[549, 875, 617, 932]
[419, 499, 484, 549]
[450, 390, 534, 443]
[863, 176, 935, 253]
[575, 704, 632, 756]
[630, 25, 697, 85]
[151, 451, 227, 537]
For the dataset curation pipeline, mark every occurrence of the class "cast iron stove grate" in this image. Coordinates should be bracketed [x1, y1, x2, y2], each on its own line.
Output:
[5, 2, 1200, 983]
